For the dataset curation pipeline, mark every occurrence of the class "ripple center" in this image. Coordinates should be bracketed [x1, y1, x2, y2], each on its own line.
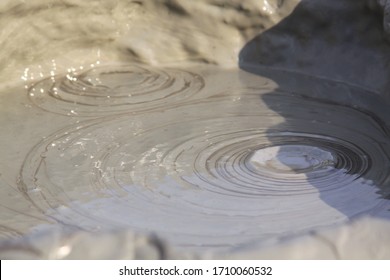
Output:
[248, 144, 336, 173]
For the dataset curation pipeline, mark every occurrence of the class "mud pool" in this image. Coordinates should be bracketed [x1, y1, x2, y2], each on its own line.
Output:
[1, 0, 390, 259]
[1, 64, 389, 256]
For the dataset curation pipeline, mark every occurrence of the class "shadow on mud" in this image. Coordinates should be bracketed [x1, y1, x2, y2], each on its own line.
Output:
[238, 0, 390, 220]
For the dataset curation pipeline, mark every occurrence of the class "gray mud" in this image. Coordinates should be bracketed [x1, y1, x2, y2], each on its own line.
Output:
[1, 0, 390, 259]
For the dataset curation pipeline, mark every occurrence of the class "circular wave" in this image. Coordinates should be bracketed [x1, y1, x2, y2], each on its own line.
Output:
[27, 64, 205, 117]
[18, 88, 390, 249]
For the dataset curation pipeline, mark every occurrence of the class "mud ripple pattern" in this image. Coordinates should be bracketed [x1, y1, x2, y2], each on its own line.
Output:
[28, 64, 205, 117]
[18, 87, 390, 249]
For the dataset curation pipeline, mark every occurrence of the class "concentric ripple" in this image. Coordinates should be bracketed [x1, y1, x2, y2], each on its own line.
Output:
[18, 86, 390, 249]
[27, 64, 205, 117]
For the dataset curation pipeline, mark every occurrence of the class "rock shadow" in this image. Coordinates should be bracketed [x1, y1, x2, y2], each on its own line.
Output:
[238, 0, 390, 221]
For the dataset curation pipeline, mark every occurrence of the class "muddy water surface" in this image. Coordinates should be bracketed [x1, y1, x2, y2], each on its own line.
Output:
[1, 64, 389, 251]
